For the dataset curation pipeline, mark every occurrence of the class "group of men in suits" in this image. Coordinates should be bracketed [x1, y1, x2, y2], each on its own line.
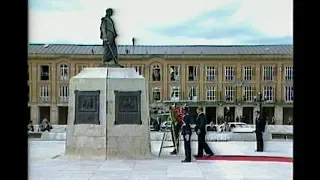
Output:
[170, 106, 214, 163]
[170, 105, 266, 163]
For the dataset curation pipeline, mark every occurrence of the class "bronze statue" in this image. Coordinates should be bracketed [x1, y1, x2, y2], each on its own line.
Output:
[100, 8, 124, 67]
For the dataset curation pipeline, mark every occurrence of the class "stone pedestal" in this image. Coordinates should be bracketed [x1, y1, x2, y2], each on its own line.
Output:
[65, 68, 152, 160]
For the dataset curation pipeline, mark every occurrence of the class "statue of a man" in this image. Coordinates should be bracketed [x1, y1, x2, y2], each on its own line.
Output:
[100, 8, 123, 67]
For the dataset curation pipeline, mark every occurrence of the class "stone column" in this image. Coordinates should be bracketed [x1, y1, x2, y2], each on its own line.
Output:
[181, 64, 186, 101]
[199, 64, 204, 100]
[235, 106, 243, 120]
[30, 105, 39, 124]
[217, 64, 223, 100]
[50, 105, 59, 124]
[274, 106, 283, 125]
[276, 64, 283, 102]
[216, 106, 224, 117]
[51, 65, 56, 103]
[31, 64, 37, 103]
[162, 64, 168, 100]
[255, 65, 261, 93]
[202, 106, 206, 114]
[70, 64, 76, 78]
[236, 65, 242, 102]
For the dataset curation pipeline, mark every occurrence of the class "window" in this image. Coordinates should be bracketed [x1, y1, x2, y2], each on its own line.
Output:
[152, 87, 161, 101]
[243, 66, 252, 81]
[152, 65, 161, 81]
[39, 86, 49, 102]
[59, 64, 69, 81]
[285, 66, 293, 81]
[225, 86, 234, 101]
[40, 65, 49, 81]
[77, 65, 87, 74]
[59, 86, 69, 102]
[206, 66, 215, 81]
[169, 66, 180, 81]
[243, 86, 253, 102]
[188, 86, 198, 100]
[133, 66, 143, 76]
[206, 87, 216, 101]
[263, 86, 273, 102]
[225, 67, 234, 81]
[188, 66, 198, 81]
[170, 86, 180, 101]
[263, 66, 273, 81]
[285, 86, 293, 102]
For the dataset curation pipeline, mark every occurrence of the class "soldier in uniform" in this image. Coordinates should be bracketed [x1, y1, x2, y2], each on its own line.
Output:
[255, 111, 266, 152]
[169, 104, 183, 155]
[181, 106, 192, 163]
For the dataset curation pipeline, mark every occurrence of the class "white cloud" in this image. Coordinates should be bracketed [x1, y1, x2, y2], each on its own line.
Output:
[198, 19, 217, 27]
[28, 0, 292, 45]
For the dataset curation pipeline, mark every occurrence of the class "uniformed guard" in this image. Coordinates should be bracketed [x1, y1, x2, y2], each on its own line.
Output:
[181, 106, 192, 163]
[255, 111, 266, 152]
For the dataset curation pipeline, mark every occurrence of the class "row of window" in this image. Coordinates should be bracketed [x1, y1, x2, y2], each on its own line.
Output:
[139, 65, 293, 82]
[33, 64, 293, 82]
[39, 86, 69, 102]
[37, 64, 87, 81]
[37, 85, 293, 103]
[156, 86, 293, 102]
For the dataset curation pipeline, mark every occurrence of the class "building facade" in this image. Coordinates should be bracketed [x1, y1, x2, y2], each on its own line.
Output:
[28, 44, 293, 125]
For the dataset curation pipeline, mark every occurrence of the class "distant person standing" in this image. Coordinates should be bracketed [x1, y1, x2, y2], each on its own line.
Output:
[27, 120, 34, 132]
[181, 106, 192, 163]
[194, 107, 214, 157]
[255, 111, 266, 152]
[271, 116, 275, 125]
[288, 116, 293, 125]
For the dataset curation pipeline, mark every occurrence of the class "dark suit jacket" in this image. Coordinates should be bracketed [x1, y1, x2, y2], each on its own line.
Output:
[182, 113, 191, 135]
[255, 116, 266, 133]
[195, 113, 207, 135]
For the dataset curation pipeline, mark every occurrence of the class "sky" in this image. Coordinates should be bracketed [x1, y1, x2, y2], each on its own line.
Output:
[29, 0, 292, 45]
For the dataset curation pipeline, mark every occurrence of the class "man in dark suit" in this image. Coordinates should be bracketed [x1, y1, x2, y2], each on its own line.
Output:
[255, 111, 266, 152]
[181, 106, 192, 163]
[194, 107, 214, 157]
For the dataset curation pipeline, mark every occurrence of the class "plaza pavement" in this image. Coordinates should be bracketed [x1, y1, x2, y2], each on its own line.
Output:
[29, 140, 293, 180]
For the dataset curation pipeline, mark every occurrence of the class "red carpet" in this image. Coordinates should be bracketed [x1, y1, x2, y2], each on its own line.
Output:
[194, 155, 293, 163]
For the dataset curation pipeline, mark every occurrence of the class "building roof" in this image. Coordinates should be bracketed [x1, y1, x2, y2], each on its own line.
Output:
[28, 44, 292, 55]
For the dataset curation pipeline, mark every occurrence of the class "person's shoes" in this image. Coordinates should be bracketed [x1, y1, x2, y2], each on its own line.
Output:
[207, 153, 214, 157]
[181, 160, 191, 163]
[255, 150, 263, 152]
[170, 151, 177, 155]
[193, 155, 203, 158]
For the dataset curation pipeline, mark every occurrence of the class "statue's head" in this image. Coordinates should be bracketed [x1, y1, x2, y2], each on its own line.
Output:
[105, 8, 113, 17]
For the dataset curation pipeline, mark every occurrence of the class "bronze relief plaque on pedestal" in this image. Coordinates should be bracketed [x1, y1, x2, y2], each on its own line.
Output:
[114, 91, 142, 125]
[74, 90, 100, 125]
